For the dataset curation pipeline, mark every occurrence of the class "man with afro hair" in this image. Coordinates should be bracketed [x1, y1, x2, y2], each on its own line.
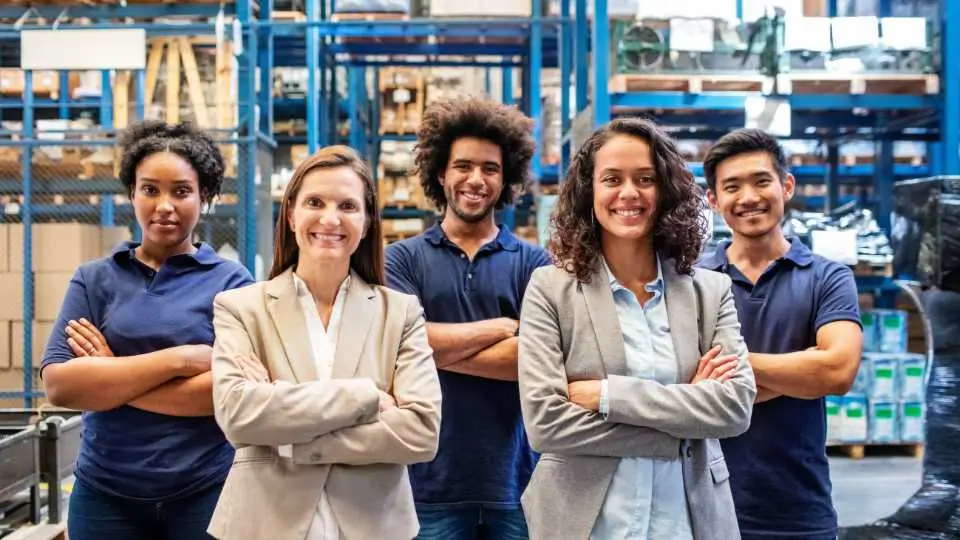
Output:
[385, 95, 551, 539]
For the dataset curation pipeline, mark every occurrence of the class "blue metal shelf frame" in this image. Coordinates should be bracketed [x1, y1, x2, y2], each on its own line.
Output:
[564, 0, 957, 215]
[0, 1, 267, 406]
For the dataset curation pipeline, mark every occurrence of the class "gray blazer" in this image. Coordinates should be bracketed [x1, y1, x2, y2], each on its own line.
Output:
[517, 260, 756, 540]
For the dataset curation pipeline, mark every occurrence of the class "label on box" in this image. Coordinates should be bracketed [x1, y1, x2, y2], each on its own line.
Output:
[825, 396, 843, 443]
[866, 354, 897, 400]
[900, 402, 925, 442]
[869, 401, 898, 443]
[898, 355, 926, 400]
[842, 396, 869, 442]
[862, 311, 878, 352]
[879, 310, 908, 354]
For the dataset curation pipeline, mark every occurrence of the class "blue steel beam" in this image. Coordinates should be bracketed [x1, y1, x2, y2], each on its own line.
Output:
[944, 0, 960, 173]
[261, 17, 564, 36]
[237, 0, 257, 272]
[592, 0, 610, 126]
[0, 4, 234, 19]
[259, 0, 274, 138]
[529, 0, 542, 182]
[306, 0, 320, 153]
[611, 92, 940, 111]
[21, 70, 34, 407]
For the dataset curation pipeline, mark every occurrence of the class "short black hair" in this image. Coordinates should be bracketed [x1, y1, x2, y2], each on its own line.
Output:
[703, 128, 788, 191]
[414, 95, 535, 211]
[118, 120, 226, 204]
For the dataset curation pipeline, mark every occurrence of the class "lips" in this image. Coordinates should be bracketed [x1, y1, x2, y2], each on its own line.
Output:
[735, 208, 768, 218]
[459, 191, 487, 203]
[309, 232, 346, 243]
[611, 207, 646, 218]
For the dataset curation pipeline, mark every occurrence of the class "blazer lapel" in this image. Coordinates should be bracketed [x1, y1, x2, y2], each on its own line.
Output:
[331, 272, 376, 379]
[662, 262, 699, 384]
[265, 269, 318, 382]
[581, 264, 628, 377]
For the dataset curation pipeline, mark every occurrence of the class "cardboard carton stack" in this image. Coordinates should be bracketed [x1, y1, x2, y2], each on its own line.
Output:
[0, 222, 131, 407]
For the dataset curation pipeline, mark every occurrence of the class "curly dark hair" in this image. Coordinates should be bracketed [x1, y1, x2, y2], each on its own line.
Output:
[549, 118, 707, 282]
[414, 95, 535, 211]
[118, 120, 226, 205]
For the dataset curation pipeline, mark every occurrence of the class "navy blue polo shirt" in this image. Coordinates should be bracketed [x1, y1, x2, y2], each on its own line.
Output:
[698, 236, 860, 540]
[384, 223, 551, 508]
[40, 241, 254, 502]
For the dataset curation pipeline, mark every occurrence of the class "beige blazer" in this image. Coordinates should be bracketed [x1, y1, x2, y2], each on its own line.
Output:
[517, 260, 756, 540]
[207, 268, 442, 540]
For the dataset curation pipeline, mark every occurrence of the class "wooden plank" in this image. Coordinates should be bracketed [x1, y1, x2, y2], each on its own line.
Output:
[782, 72, 940, 95]
[608, 73, 767, 93]
[176, 36, 211, 128]
[143, 39, 166, 109]
[164, 39, 181, 124]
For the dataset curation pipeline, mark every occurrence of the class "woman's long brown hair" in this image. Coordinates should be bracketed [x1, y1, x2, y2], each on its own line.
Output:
[269, 145, 385, 285]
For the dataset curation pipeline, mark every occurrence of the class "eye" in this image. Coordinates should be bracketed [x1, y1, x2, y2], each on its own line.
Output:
[638, 175, 655, 184]
[484, 166, 499, 175]
[176, 187, 192, 197]
[341, 201, 358, 211]
[305, 197, 321, 207]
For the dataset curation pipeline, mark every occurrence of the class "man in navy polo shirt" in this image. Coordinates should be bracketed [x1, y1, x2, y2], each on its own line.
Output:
[385, 96, 550, 539]
[699, 128, 863, 540]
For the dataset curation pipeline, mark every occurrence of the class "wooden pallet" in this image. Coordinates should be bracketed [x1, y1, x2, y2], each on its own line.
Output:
[853, 260, 893, 278]
[609, 73, 768, 94]
[829, 442, 924, 460]
[779, 72, 939, 95]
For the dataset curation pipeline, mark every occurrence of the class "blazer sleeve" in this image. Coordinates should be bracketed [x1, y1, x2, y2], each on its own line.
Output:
[517, 270, 681, 460]
[290, 296, 442, 466]
[211, 292, 381, 447]
[604, 275, 756, 439]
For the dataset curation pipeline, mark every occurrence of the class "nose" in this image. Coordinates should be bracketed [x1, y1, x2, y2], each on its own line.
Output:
[466, 166, 484, 186]
[319, 206, 340, 226]
[739, 185, 761, 205]
[618, 180, 640, 200]
[156, 194, 174, 213]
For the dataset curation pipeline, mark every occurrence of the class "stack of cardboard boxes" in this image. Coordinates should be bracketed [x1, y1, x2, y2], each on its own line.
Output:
[0, 222, 131, 406]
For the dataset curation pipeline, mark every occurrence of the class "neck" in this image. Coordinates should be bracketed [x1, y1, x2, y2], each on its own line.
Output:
[726, 228, 791, 268]
[295, 258, 350, 305]
[441, 209, 499, 245]
[601, 234, 657, 287]
[136, 239, 195, 269]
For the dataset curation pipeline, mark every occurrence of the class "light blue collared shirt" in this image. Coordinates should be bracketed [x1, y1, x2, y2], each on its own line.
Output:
[592, 256, 694, 540]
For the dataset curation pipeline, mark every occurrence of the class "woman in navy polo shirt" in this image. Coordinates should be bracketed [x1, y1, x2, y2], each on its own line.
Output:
[39, 120, 255, 539]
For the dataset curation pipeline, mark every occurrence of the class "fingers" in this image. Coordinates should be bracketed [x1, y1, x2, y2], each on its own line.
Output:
[67, 337, 88, 357]
[65, 325, 96, 356]
[708, 355, 739, 381]
[235, 354, 269, 382]
[698, 345, 723, 365]
[67, 320, 101, 353]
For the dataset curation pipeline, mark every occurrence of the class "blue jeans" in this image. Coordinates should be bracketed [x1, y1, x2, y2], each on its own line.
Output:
[67, 477, 222, 540]
[415, 504, 529, 540]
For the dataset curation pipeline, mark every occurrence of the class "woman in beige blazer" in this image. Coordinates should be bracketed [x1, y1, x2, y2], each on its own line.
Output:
[207, 146, 442, 540]
[517, 118, 756, 540]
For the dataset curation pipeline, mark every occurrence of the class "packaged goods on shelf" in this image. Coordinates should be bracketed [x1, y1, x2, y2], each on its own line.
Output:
[783, 203, 895, 272]
[334, 0, 411, 13]
[891, 176, 960, 293]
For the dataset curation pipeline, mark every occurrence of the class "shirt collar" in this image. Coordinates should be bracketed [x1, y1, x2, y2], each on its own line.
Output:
[423, 222, 521, 252]
[602, 254, 665, 295]
[699, 235, 814, 271]
[111, 241, 222, 267]
[293, 272, 351, 298]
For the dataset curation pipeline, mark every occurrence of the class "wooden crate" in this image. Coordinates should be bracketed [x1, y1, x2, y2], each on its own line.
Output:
[779, 72, 940, 95]
[609, 73, 767, 94]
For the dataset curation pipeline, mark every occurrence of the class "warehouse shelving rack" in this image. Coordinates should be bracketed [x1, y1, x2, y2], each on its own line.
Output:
[562, 0, 958, 302]
[0, 0, 272, 406]
[262, 0, 563, 230]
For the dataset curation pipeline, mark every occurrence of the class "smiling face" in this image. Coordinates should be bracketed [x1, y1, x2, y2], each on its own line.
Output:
[593, 134, 659, 246]
[131, 151, 202, 253]
[287, 166, 368, 267]
[441, 137, 504, 224]
[707, 150, 794, 240]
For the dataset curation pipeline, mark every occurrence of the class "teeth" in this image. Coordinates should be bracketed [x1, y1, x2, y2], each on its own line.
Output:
[614, 209, 641, 217]
[739, 210, 766, 217]
[310, 233, 343, 242]
[462, 193, 485, 201]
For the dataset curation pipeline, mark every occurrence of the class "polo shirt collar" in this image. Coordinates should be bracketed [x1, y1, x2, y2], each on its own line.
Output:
[112, 241, 221, 267]
[423, 222, 521, 252]
[700, 235, 814, 271]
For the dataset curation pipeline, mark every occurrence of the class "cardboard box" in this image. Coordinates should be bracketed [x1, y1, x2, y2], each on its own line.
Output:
[101, 225, 133, 255]
[0, 273, 24, 321]
[35, 272, 74, 322]
[0, 368, 44, 409]
[0, 224, 8, 273]
[9, 223, 102, 273]
[0, 321, 9, 369]
[11, 321, 54, 370]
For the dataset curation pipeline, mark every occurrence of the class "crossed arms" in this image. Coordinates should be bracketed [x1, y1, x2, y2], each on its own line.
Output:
[517, 271, 756, 459]
[211, 293, 441, 466]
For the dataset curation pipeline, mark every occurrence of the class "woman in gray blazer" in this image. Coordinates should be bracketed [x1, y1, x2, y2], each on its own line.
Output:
[517, 118, 756, 540]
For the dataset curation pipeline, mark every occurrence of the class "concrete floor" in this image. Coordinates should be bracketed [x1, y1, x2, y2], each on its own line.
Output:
[831, 455, 923, 526]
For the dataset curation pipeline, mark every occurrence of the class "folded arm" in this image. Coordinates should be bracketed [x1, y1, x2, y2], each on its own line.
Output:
[211, 294, 380, 447]
[128, 372, 216, 417]
[427, 320, 516, 367]
[292, 297, 442, 466]
[440, 336, 519, 381]
[604, 280, 756, 439]
[517, 273, 681, 460]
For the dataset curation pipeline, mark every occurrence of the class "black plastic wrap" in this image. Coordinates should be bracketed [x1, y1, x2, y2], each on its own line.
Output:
[839, 288, 960, 539]
[892, 177, 960, 293]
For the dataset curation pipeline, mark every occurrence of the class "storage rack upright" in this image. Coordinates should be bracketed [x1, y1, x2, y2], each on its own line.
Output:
[0, 0, 269, 407]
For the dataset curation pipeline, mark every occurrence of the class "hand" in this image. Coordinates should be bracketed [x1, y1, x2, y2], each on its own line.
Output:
[234, 353, 269, 383]
[567, 380, 602, 411]
[172, 344, 213, 377]
[692, 345, 739, 384]
[65, 318, 113, 358]
[378, 390, 397, 412]
[494, 317, 520, 339]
